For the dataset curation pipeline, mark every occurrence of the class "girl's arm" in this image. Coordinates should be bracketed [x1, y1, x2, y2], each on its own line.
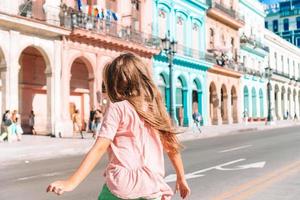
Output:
[167, 152, 191, 199]
[47, 137, 111, 195]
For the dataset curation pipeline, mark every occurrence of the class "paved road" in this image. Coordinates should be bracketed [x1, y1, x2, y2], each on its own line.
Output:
[0, 126, 300, 200]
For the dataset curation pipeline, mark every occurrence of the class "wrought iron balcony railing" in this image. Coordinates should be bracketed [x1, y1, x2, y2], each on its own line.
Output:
[176, 44, 218, 63]
[61, 9, 160, 49]
[208, 1, 245, 22]
[273, 69, 291, 79]
[240, 35, 269, 52]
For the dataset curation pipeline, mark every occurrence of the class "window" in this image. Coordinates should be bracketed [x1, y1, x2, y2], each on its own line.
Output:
[274, 52, 277, 70]
[287, 58, 290, 75]
[209, 28, 215, 49]
[158, 9, 167, 38]
[297, 37, 300, 47]
[297, 17, 300, 29]
[265, 21, 268, 29]
[281, 55, 284, 72]
[273, 20, 278, 32]
[231, 37, 235, 59]
[283, 18, 289, 31]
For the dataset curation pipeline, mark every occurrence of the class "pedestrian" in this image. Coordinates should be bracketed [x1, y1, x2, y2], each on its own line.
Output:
[72, 109, 84, 139]
[29, 110, 36, 135]
[0, 110, 13, 142]
[91, 109, 102, 139]
[192, 111, 202, 133]
[11, 110, 23, 141]
[47, 53, 190, 199]
[88, 107, 95, 132]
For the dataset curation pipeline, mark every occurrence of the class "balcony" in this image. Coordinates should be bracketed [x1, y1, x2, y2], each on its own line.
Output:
[273, 69, 290, 79]
[206, 1, 245, 29]
[240, 34, 269, 55]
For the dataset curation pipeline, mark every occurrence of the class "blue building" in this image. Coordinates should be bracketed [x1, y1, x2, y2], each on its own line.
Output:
[263, 0, 300, 47]
[152, 0, 211, 126]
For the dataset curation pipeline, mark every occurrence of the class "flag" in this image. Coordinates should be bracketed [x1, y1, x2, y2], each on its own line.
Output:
[77, 0, 82, 11]
[112, 12, 118, 21]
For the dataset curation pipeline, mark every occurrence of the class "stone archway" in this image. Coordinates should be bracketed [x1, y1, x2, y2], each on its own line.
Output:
[221, 84, 228, 124]
[274, 84, 279, 119]
[0, 48, 6, 117]
[175, 76, 188, 126]
[18, 46, 51, 135]
[259, 89, 264, 118]
[231, 86, 238, 123]
[243, 86, 249, 117]
[288, 88, 292, 119]
[281, 86, 286, 118]
[192, 78, 203, 118]
[69, 57, 95, 133]
[158, 72, 169, 111]
[209, 82, 218, 125]
[251, 87, 257, 119]
[293, 89, 297, 119]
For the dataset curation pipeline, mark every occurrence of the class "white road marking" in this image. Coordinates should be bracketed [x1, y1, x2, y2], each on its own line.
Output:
[165, 159, 266, 183]
[17, 172, 62, 181]
[216, 161, 266, 171]
[219, 145, 252, 153]
[165, 159, 245, 183]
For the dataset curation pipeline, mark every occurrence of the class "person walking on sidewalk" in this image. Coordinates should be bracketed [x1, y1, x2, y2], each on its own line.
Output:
[0, 110, 13, 142]
[91, 109, 102, 139]
[72, 109, 84, 139]
[29, 110, 36, 135]
[192, 111, 202, 133]
[47, 53, 190, 200]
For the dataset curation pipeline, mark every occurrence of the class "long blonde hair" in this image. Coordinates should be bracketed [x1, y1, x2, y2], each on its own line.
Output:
[103, 53, 181, 153]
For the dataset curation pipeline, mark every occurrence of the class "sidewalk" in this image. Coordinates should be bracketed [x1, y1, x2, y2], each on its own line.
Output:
[1, 120, 299, 166]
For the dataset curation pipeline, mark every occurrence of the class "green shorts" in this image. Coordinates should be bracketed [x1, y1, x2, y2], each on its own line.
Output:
[98, 184, 161, 200]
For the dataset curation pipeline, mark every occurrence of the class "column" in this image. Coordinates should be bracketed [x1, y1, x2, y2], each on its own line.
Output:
[44, 0, 61, 26]
[46, 72, 53, 135]
[277, 90, 282, 120]
[183, 89, 189, 126]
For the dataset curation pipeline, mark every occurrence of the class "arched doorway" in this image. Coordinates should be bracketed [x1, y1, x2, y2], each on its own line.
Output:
[288, 88, 291, 119]
[274, 85, 279, 119]
[259, 89, 264, 118]
[175, 76, 188, 126]
[192, 78, 203, 118]
[243, 86, 249, 117]
[221, 84, 228, 124]
[231, 86, 238, 123]
[0, 48, 6, 117]
[251, 87, 257, 118]
[19, 46, 50, 134]
[281, 86, 286, 118]
[69, 57, 95, 133]
[209, 82, 218, 125]
[293, 89, 297, 118]
[158, 73, 169, 111]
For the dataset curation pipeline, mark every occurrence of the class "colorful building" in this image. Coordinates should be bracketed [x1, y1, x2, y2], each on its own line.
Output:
[0, 0, 159, 137]
[264, 29, 300, 120]
[239, 0, 269, 122]
[263, 0, 300, 48]
[205, 0, 244, 125]
[152, 0, 210, 126]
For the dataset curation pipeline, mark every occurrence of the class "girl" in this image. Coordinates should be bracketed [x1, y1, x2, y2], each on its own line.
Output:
[47, 53, 190, 199]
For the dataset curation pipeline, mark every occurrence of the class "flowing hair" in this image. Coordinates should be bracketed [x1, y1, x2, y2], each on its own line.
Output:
[103, 53, 182, 154]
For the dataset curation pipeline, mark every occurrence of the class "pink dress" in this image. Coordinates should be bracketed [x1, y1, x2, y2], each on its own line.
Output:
[97, 100, 173, 200]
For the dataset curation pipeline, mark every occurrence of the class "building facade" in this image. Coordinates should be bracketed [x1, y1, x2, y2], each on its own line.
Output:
[239, 0, 269, 122]
[205, 0, 244, 125]
[264, 29, 300, 120]
[264, 0, 300, 48]
[152, 0, 210, 126]
[0, 0, 159, 137]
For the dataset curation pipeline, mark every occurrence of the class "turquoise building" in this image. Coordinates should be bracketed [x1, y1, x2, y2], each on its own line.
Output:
[239, 0, 269, 121]
[152, 0, 211, 126]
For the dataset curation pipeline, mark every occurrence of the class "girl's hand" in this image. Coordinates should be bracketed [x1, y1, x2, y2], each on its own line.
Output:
[175, 178, 191, 199]
[47, 180, 76, 195]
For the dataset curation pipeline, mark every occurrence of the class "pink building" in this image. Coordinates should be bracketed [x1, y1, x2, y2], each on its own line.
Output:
[0, 0, 159, 137]
[206, 0, 245, 125]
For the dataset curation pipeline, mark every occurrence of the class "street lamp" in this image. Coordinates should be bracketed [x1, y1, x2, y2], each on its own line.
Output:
[265, 66, 273, 124]
[161, 30, 177, 123]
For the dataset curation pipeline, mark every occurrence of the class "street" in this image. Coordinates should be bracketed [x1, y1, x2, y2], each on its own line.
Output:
[0, 126, 300, 200]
